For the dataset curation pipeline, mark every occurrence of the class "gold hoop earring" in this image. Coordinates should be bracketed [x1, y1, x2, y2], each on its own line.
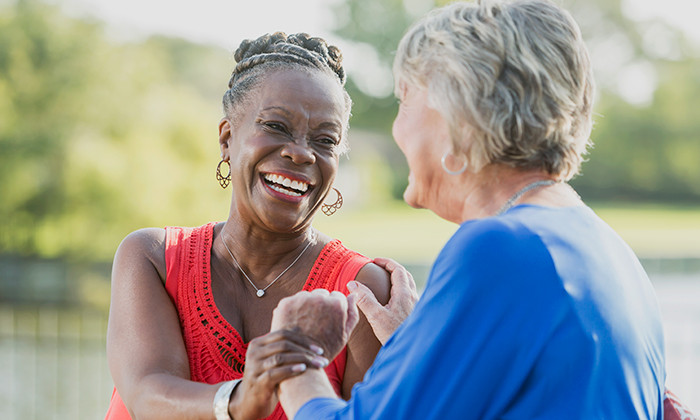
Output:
[216, 160, 231, 189]
[322, 188, 343, 216]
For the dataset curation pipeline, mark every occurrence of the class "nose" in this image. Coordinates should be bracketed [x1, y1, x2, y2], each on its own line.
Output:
[280, 139, 316, 165]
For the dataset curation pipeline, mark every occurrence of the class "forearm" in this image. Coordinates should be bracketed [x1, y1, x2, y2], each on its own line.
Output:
[278, 368, 338, 419]
[125, 373, 219, 420]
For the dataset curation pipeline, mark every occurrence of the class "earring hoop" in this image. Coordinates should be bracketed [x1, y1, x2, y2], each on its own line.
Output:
[216, 159, 231, 189]
[322, 188, 343, 216]
[441, 151, 467, 175]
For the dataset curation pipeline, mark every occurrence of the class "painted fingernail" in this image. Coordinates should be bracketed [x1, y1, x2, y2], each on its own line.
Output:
[312, 356, 329, 368]
[309, 344, 324, 355]
[292, 363, 307, 373]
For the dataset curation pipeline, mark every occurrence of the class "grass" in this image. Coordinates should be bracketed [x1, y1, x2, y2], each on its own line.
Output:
[314, 200, 700, 263]
[314, 200, 457, 265]
[590, 202, 700, 258]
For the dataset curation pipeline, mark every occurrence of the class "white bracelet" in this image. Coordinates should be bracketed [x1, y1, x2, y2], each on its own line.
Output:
[213, 379, 242, 420]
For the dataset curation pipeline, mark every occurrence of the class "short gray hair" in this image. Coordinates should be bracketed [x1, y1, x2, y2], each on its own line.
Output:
[393, 0, 594, 180]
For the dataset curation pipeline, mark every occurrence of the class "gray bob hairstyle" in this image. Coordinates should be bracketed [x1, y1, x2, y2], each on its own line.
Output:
[393, 0, 595, 180]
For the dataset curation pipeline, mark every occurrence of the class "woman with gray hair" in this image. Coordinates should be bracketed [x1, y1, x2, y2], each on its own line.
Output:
[267, 0, 668, 418]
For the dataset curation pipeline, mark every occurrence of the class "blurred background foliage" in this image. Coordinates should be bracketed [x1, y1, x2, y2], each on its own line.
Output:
[0, 0, 699, 265]
[0, 0, 232, 261]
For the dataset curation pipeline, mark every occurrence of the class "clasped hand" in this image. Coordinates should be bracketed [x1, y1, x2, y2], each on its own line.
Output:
[234, 290, 359, 420]
[234, 329, 330, 420]
[270, 257, 418, 352]
[271, 289, 360, 359]
[243, 259, 418, 419]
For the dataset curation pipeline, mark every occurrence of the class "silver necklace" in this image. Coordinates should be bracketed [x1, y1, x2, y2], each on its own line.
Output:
[496, 180, 557, 216]
[220, 233, 313, 298]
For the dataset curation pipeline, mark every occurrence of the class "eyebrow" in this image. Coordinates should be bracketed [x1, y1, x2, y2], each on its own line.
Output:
[315, 121, 342, 133]
[260, 106, 293, 117]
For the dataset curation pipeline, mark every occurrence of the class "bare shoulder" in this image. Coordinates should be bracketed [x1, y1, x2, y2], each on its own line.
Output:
[354, 262, 391, 305]
[114, 228, 167, 282]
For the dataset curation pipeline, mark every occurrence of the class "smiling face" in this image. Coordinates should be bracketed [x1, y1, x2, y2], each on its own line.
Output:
[392, 83, 453, 212]
[220, 68, 348, 233]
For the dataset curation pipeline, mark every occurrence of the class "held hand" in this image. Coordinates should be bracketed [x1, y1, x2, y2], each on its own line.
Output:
[347, 257, 419, 345]
[233, 330, 329, 420]
[271, 289, 360, 359]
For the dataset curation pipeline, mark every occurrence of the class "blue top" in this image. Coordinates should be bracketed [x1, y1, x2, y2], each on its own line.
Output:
[297, 205, 665, 420]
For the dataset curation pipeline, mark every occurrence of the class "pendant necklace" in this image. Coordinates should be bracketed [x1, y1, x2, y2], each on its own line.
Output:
[221, 232, 313, 298]
[495, 180, 558, 216]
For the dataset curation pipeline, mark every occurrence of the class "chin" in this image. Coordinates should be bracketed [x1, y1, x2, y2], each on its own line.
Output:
[262, 216, 310, 234]
[402, 189, 424, 210]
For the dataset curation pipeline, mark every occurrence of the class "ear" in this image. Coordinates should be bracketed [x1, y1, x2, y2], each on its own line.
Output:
[218, 118, 233, 160]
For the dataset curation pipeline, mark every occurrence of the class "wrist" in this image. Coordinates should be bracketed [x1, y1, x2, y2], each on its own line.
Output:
[213, 379, 242, 420]
[279, 369, 336, 419]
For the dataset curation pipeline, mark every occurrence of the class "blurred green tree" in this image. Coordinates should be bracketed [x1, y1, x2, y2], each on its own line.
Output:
[0, 0, 235, 261]
[0, 0, 103, 256]
[579, 56, 700, 202]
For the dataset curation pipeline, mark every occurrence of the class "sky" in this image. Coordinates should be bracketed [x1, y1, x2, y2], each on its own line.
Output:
[59, 0, 339, 52]
[56, 0, 700, 48]
[622, 0, 700, 42]
[56, 0, 700, 104]
[58, 0, 396, 96]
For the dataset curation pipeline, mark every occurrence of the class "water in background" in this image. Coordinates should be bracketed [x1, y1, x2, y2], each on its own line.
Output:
[0, 259, 698, 419]
[653, 272, 700, 410]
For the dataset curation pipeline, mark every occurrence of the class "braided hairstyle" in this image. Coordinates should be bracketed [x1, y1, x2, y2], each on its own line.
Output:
[223, 32, 352, 152]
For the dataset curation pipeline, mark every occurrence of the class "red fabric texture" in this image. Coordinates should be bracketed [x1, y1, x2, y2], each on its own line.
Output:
[105, 222, 370, 420]
[664, 389, 698, 420]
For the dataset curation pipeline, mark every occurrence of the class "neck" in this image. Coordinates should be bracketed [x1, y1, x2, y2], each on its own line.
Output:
[456, 165, 564, 223]
[217, 214, 317, 279]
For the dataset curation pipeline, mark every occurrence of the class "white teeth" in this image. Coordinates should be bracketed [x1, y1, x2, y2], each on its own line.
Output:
[263, 173, 309, 193]
[269, 184, 302, 197]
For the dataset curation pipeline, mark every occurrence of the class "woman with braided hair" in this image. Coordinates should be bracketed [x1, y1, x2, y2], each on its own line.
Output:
[104, 32, 392, 420]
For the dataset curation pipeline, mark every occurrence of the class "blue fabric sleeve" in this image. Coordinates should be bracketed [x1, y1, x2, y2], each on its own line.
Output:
[296, 398, 347, 420]
[295, 218, 565, 420]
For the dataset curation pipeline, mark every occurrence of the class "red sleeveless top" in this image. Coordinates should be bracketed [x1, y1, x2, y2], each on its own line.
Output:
[105, 222, 370, 419]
